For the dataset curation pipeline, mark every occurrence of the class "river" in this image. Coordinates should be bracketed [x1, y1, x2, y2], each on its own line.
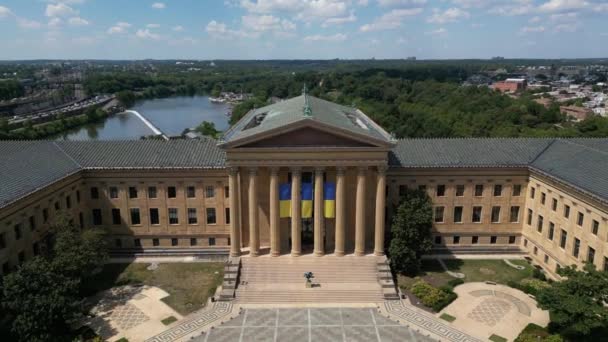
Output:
[55, 96, 231, 140]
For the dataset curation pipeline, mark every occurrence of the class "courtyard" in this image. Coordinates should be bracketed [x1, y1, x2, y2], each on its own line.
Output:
[194, 307, 436, 342]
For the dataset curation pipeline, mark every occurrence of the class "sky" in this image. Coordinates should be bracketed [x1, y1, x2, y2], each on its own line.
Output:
[0, 0, 607, 60]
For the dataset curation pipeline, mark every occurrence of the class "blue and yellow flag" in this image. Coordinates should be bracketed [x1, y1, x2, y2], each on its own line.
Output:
[301, 183, 313, 218]
[324, 182, 336, 218]
[279, 183, 291, 218]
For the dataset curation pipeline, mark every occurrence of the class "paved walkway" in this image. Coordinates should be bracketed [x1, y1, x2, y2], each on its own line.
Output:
[194, 307, 436, 342]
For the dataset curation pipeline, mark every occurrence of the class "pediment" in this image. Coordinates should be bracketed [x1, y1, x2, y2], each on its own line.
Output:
[235, 126, 377, 148]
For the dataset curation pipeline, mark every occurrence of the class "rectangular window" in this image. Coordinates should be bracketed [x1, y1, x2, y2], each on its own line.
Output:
[527, 209, 533, 225]
[537, 215, 544, 233]
[92, 209, 102, 225]
[551, 198, 558, 211]
[128, 186, 138, 199]
[187, 186, 196, 198]
[171, 238, 178, 246]
[1, 233, 7, 250]
[148, 186, 157, 199]
[472, 206, 482, 223]
[493, 184, 502, 197]
[109, 186, 118, 199]
[2, 262, 9, 274]
[190, 238, 197, 246]
[541, 192, 546, 205]
[490, 236, 497, 244]
[29, 216, 36, 231]
[418, 185, 426, 192]
[54, 201, 60, 211]
[604, 257, 608, 272]
[512, 184, 521, 196]
[112, 208, 121, 225]
[66, 196, 71, 209]
[42, 208, 49, 223]
[472, 236, 479, 244]
[399, 185, 407, 197]
[115, 239, 122, 248]
[33, 242, 40, 256]
[225, 186, 230, 198]
[548, 222, 555, 240]
[153, 238, 159, 247]
[436, 185, 446, 197]
[592, 220, 599, 235]
[205, 186, 215, 198]
[524, 239, 528, 247]
[573, 238, 580, 258]
[90, 187, 99, 199]
[168, 208, 179, 225]
[188, 208, 198, 225]
[79, 212, 84, 229]
[534, 246, 538, 255]
[130, 208, 141, 225]
[509, 236, 516, 244]
[209, 237, 216, 246]
[510, 206, 520, 223]
[588, 247, 596, 264]
[577, 212, 584, 226]
[455, 185, 465, 197]
[14, 224, 22, 240]
[167, 186, 177, 198]
[434, 206, 445, 223]
[453, 206, 463, 223]
[76, 190, 80, 203]
[18, 251, 25, 264]
[453, 236, 460, 244]
[434, 236, 442, 244]
[134, 238, 141, 247]
[206, 208, 217, 224]
[150, 208, 160, 225]
[564, 205, 570, 218]
[560, 229, 567, 248]
[544, 254, 549, 263]
[225, 208, 231, 224]
[491, 206, 501, 223]
[530, 187, 536, 199]
[474, 184, 484, 197]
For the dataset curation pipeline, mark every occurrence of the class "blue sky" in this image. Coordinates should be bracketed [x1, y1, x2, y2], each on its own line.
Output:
[0, 0, 607, 60]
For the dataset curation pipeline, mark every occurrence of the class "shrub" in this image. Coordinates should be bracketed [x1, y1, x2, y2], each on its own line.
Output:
[447, 278, 464, 288]
[515, 324, 563, 342]
[507, 278, 550, 296]
[410, 280, 457, 312]
[532, 267, 547, 281]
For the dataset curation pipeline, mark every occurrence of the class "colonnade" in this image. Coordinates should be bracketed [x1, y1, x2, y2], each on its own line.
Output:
[228, 166, 387, 257]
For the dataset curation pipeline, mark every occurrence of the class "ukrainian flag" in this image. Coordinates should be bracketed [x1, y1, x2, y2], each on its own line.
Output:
[301, 183, 313, 218]
[279, 183, 291, 218]
[324, 182, 336, 218]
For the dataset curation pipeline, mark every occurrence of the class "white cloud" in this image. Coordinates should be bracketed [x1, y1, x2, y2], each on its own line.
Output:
[550, 12, 578, 21]
[241, 14, 296, 32]
[529, 16, 541, 23]
[520, 25, 546, 33]
[151, 2, 166, 9]
[538, 0, 588, 13]
[72, 36, 97, 45]
[0, 5, 13, 18]
[206, 20, 258, 39]
[45, 3, 77, 17]
[303, 33, 347, 41]
[240, 0, 349, 21]
[426, 27, 447, 35]
[427, 8, 470, 24]
[172, 25, 184, 31]
[489, 0, 535, 16]
[594, 3, 608, 12]
[135, 28, 161, 40]
[553, 22, 579, 32]
[68, 16, 89, 26]
[48, 17, 62, 28]
[377, 0, 427, 6]
[17, 17, 42, 29]
[359, 8, 422, 32]
[147, 23, 161, 28]
[107, 22, 131, 34]
[322, 11, 357, 27]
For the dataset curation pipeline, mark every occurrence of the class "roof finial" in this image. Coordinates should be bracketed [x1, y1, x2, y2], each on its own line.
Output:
[303, 83, 312, 117]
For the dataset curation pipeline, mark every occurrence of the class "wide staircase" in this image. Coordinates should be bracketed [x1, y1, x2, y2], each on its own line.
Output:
[234, 255, 396, 304]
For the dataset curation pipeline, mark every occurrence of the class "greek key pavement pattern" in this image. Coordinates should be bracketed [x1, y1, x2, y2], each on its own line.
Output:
[194, 307, 436, 342]
[467, 298, 511, 327]
[145, 301, 233, 342]
[383, 300, 483, 342]
[109, 303, 150, 330]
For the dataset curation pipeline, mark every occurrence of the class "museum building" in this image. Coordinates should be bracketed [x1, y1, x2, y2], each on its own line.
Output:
[1, 93, 608, 279]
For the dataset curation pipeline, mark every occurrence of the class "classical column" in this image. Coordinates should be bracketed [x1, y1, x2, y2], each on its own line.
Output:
[314, 167, 325, 256]
[269, 167, 280, 257]
[334, 167, 346, 256]
[248, 167, 259, 257]
[374, 166, 387, 256]
[228, 167, 241, 257]
[355, 166, 367, 256]
[291, 167, 302, 256]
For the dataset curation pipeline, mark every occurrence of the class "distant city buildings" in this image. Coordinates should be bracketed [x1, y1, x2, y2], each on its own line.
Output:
[492, 78, 528, 93]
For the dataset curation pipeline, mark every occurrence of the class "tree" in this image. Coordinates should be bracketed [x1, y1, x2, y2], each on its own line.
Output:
[116, 90, 136, 107]
[536, 263, 608, 340]
[1, 257, 80, 342]
[388, 188, 434, 275]
[194, 121, 220, 138]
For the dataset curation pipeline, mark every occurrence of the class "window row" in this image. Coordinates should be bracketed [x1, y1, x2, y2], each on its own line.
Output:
[401, 183, 522, 198]
[118, 237, 222, 248]
[530, 188, 603, 230]
[433, 205, 520, 224]
[92, 207, 230, 226]
[90, 185, 228, 200]
[435, 235, 517, 245]
[528, 208, 603, 239]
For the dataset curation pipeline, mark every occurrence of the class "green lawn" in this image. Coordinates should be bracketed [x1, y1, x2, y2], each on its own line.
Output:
[398, 259, 534, 289]
[84, 262, 225, 315]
